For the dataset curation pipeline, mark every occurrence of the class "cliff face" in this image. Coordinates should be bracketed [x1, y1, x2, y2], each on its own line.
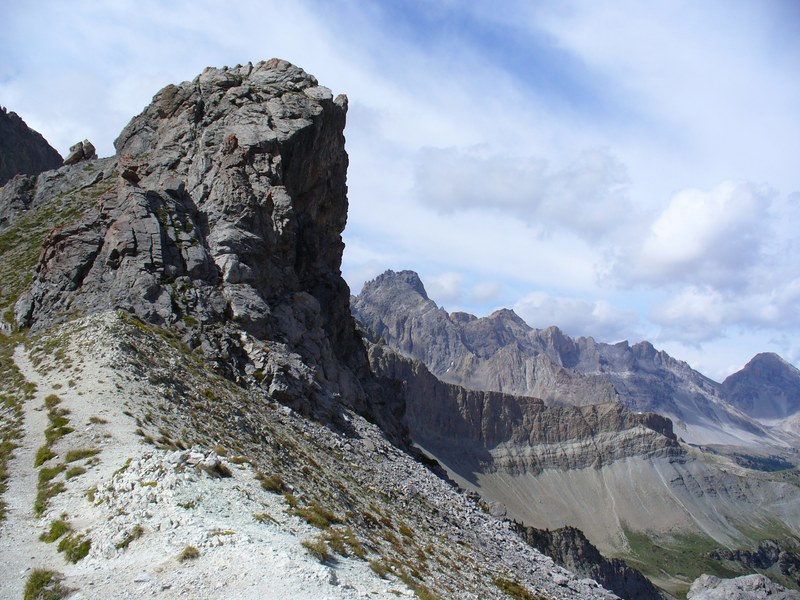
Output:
[5, 60, 395, 431]
[368, 341, 680, 475]
[353, 270, 790, 448]
[0, 107, 63, 187]
[515, 525, 664, 600]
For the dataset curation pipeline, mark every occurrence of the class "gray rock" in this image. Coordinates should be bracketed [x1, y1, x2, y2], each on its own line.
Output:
[0, 106, 62, 186]
[64, 139, 98, 165]
[688, 573, 800, 599]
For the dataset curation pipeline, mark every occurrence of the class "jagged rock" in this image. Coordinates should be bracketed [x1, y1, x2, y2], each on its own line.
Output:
[687, 573, 800, 599]
[6, 59, 402, 446]
[63, 139, 98, 165]
[516, 524, 664, 600]
[710, 541, 800, 586]
[0, 106, 62, 186]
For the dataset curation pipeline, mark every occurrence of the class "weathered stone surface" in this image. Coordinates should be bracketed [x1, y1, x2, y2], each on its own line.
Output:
[0, 106, 62, 186]
[63, 139, 98, 165]
[367, 341, 680, 473]
[9, 59, 394, 437]
[688, 573, 800, 599]
[710, 541, 800, 587]
[516, 524, 664, 600]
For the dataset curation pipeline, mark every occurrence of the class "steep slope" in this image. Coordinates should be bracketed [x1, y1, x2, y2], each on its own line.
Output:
[0, 313, 616, 599]
[0, 106, 63, 187]
[353, 270, 795, 450]
[0, 60, 617, 599]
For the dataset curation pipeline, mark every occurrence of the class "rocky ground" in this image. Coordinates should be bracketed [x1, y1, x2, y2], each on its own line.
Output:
[0, 312, 619, 599]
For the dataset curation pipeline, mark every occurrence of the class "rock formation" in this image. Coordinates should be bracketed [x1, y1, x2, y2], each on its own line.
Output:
[0, 61, 623, 599]
[0, 106, 62, 186]
[7, 59, 402, 435]
[688, 573, 800, 599]
[515, 524, 664, 600]
[356, 271, 800, 597]
[710, 541, 800, 587]
[63, 139, 98, 165]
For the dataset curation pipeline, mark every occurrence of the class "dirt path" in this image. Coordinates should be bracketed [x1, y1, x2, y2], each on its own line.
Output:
[0, 346, 60, 599]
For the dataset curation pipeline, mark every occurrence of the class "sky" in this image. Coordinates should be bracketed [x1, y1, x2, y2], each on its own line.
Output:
[2, 0, 799, 381]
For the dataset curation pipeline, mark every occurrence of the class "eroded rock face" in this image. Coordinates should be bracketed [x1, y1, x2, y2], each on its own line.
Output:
[367, 341, 680, 474]
[516, 525, 664, 600]
[11, 60, 383, 427]
[0, 106, 63, 186]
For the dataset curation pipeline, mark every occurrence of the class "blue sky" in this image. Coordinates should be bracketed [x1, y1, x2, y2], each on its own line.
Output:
[2, 0, 799, 381]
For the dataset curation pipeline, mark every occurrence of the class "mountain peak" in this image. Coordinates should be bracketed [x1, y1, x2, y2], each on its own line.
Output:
[722, 352, 800, 420]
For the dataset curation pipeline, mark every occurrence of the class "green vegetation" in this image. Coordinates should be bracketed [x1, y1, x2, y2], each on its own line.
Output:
[622, 526, 740, 598]
[256, 471, 286, 493]
[493, 577, 545, 600]
[34, 445, 56, 467]
[39, 518, 72, 543]
[0, 332, 34, 523]
[34, 464, 66, 516]
[65, 466, 86, 479]
[115, 524, 144, 550]
[301, 537, 331, 563]
[291, 501, 342, 529]
[65, 447, 100, 462]
[23, 569, 70, 600]
[177, 545, 200, 561]
[57, 532, 91, 563]
[369, 559, 391, 579]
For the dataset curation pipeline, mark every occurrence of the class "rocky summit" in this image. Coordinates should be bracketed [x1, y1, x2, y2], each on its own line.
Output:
[0, 60, 629, 600]
[0, 106, 63, 187]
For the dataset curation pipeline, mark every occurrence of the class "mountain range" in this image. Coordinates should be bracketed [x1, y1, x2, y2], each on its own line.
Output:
[353, 269, 800, 596]
[0, 60, 798, 600]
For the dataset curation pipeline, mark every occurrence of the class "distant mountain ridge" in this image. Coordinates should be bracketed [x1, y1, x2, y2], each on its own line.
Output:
[352, 269, 800, 450]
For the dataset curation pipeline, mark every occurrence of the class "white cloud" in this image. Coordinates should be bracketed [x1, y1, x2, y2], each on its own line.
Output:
[514, 291, 638, 342]
[425, 272, 465, 305]
[630, 182, 774, 288]
[413, 145, 635, 243]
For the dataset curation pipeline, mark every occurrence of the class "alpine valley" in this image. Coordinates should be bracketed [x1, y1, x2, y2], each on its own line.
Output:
[0, 60, 798, 600]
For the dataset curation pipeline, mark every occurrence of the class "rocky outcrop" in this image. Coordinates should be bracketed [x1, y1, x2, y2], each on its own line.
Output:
[722, 353, 800, 420]
[63, 139, 98, 165]
[353, 269, 791, 449]
[368, 341, 681, 474]
[688, 573, 800, 599]
[6, 60, 398, 437]
[515, 524, 664, 600]
[0, 106, 62, 186]
[710, 541, 800, 586]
